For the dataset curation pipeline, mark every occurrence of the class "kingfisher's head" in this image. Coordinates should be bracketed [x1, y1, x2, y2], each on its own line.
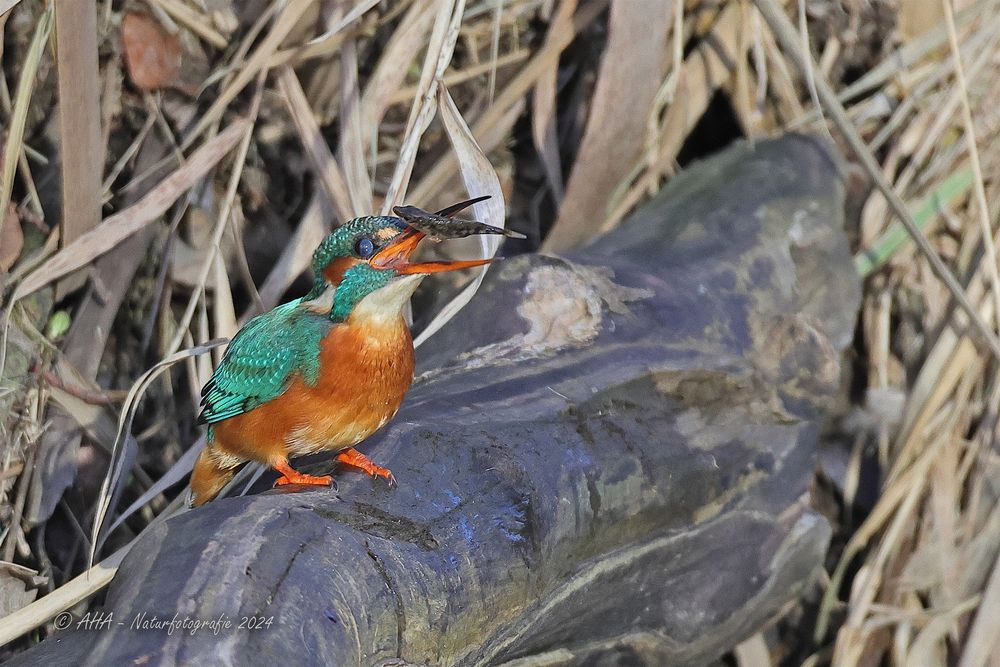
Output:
[306, 213, 493, 324]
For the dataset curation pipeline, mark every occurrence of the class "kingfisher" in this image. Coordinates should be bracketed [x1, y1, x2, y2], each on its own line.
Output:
[189, 198, 518, 506]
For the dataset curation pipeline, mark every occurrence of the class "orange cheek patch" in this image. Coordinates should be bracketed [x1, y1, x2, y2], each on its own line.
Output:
[323, 256, 360, 284]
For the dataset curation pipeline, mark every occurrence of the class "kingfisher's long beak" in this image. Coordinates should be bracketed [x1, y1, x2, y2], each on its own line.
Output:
[369, 228, 494, 275]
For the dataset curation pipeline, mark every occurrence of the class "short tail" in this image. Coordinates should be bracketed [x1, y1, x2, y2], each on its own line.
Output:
[189, 443, 240, 507]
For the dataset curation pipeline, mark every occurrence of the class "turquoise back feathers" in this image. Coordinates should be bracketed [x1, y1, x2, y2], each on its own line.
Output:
[198, 300, 331, 425]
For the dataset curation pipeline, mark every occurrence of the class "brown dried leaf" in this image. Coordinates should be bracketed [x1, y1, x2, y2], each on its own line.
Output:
[122, 13, 184, 92]
[602, 1, 744, 231]
[541, 0, 670, 251]
[0, 204, 23, 272]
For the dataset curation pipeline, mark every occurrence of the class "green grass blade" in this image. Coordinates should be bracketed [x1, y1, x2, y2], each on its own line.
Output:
[855, 168, 974, 278]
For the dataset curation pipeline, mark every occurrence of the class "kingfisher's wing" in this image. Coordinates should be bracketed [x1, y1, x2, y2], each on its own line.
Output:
[197, 301, 330, 425]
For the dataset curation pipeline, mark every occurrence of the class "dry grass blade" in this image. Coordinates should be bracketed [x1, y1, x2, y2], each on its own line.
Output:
[531, 0, 577, 204]
[148, 0, 228, 49]
[754, 0, 1000, 361]
[278, 66, 355, 223]
[413, 86, 505, 348]
[10, 120, 247, 300]
[256, 193, 327, 313]
[958, 550, 1000, 667]
[907, 596, 981, 665]
[339, 38, 373, 215]
[212, 253, 237, 346]
[486, 0, 503, 102]
[540, 0, 669, 251]
[409, 0, 609, 206]
[180, 0, 313, 150]
[0, 5, 50, 235]
[359, 0, 436, 141]
[0, 205, 22, 272]
[734, 633, 772, 667]
[381, 0, 464, 213]
[0, 546, 128, 648]
[89, 338, 227, 566]
[942, 0, 1000, 333]
[54, 0, 103, 255]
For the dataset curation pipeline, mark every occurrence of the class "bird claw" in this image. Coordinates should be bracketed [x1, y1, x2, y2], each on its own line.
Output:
[335, 448, 396, 485]
[273, 473, 333, 488]
[272, 459, 333, 488]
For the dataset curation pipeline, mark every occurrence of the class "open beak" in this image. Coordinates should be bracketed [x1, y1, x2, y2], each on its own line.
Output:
[369, 228, 493, 275]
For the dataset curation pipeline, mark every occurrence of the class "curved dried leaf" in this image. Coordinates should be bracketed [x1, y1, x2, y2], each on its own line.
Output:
[414, 86, 505, 348]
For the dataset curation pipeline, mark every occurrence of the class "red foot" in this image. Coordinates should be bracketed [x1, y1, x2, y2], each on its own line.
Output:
[336, 448, 395, 485]
[272, 460, 333, 488]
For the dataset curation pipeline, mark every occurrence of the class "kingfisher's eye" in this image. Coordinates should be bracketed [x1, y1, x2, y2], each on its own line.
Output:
[355, 237, 375, 258]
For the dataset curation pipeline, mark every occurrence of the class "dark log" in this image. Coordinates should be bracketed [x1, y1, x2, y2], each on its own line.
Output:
[11, 135, 859, 666]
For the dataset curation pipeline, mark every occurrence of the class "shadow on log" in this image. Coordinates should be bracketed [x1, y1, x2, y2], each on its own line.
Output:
[12, 135, 860, 666]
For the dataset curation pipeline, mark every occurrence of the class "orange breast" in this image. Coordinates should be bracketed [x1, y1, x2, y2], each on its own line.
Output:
[211, 315, 415, 465]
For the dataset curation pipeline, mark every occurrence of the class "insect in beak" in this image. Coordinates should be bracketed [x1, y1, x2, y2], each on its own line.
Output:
[369, 227, 495, 275]
[371, 196, 523, 275]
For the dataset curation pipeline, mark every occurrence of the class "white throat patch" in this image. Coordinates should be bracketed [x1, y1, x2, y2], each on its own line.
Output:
[351, 274, 424, 325]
